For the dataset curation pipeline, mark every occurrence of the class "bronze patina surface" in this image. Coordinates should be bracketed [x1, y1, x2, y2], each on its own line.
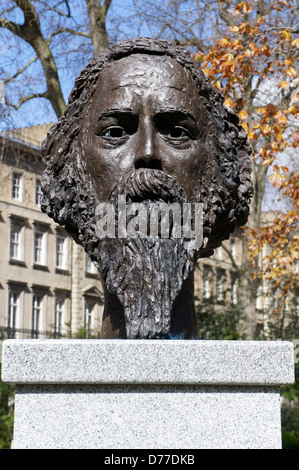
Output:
[41, 38, 253, 339]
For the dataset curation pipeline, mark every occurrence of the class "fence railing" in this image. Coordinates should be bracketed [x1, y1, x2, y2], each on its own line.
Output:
[0, 327, 64, 340]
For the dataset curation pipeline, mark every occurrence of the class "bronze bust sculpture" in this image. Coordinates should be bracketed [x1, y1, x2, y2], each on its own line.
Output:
[41, 38, 253, 340]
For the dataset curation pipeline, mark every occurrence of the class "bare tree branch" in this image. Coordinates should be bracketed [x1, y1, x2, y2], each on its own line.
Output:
[37, 0, 72, 18]
[0, 17, 24, 38]
[0, 4, 18, 17]
[4, 54, 39, 84]
[217, 0, 236, 27]
[64, 0, 71, 17]
[48, 27, 91, 45]
[5, 91, 48, 110]
[0, 0, 66, 117]
[15, 0, 41, 32]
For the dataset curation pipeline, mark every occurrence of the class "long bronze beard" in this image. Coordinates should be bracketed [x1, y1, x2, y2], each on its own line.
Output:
[95, 169, 198, 339]
[99, 235, 192, 338]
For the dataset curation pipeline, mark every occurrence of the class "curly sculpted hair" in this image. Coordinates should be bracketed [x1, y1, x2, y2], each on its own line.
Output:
[41, 37, 253, 257]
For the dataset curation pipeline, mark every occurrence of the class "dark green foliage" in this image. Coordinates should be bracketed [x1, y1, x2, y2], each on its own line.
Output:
[0, 365, 14, 449]
[196, 296, 246, 340]
[281, 402, 299, 449]
[281, 363, 299, 449]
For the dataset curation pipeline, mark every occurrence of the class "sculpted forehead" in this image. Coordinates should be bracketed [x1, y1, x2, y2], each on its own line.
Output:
[89, 54, 201, 116]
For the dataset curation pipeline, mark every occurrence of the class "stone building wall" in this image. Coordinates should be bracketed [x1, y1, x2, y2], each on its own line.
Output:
[0, 126, 104, 339]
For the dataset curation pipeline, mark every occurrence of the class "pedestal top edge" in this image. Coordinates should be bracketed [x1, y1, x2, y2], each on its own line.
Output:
[1, 339, 295, 386]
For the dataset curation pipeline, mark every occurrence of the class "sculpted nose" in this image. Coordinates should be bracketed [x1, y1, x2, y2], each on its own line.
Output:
[134, 118, 162, 170]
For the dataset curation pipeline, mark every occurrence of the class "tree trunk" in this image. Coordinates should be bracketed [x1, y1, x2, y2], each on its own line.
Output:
[251, 163, 268, 227]
[0, 0, 66, 118]
[29, 34, 66, 117]
[85, 0, 111, 54]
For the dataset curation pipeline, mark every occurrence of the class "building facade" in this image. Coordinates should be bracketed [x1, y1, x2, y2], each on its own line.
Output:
[194, 232, 243, 306]
[1, 124, 283, 342]
[0, 125, 104, 340]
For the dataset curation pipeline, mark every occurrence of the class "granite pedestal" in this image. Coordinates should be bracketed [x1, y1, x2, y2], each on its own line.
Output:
[1, 339, 295, 449]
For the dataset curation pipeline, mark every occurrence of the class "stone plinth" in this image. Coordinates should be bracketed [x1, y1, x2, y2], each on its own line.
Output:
[1, 339, 294, 449]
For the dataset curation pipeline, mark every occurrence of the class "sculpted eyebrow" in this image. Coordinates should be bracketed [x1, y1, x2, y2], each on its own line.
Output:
[97, 109, 136, 120]
[156, 108, 197, 123]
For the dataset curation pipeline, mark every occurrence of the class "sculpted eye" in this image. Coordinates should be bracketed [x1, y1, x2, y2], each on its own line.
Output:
[162, 126, 191, 139]
[101, 127, 127, 139]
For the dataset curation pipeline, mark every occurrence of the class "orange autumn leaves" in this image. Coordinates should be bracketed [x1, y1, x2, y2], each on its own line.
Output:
[195, 0, 299, 299]
[246, 208, 298, 294]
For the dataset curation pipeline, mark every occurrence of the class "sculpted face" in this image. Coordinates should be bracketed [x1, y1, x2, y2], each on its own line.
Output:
[80, 54, 210, 202]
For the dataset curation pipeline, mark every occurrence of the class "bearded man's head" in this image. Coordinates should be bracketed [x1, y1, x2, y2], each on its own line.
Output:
[41, 37, 253, 339]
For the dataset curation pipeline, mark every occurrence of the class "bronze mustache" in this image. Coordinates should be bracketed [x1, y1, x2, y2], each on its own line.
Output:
[115, 168, 187, 204]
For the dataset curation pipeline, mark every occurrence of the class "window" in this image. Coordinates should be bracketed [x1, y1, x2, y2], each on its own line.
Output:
[32, 295, 42, 338]
[231, 277, 238, 305]
[230, 238, 236, 259]
[273, 291, 278, 311]
[12, 172, 22, 200]
[34, 231, 46, 265]
[86, 254, 97, 275]
[85, 302, 95, 338]
[35, 179, 43, 206]
[55, 299, 65, 338]
[203, 266, 210, 299]
[56, 237, 67, 269]
[10, 218, 26, 262]
[8, 291, 19, 338]
[215, 246, 222, 259]
[255, 284, 263, 310]
[216, 270, 223, 301]
[10, 226, 21, 260]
